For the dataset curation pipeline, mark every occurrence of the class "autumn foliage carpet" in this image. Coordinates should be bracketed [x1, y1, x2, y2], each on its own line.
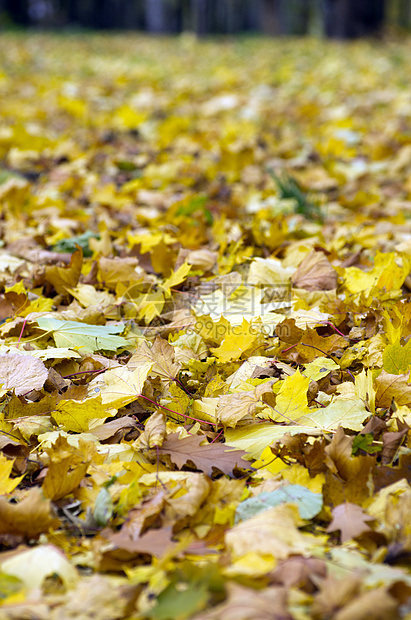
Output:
[1, 32, 411, 619]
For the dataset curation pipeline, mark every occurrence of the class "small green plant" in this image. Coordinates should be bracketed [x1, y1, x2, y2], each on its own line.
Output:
[271, 172, 322, 221]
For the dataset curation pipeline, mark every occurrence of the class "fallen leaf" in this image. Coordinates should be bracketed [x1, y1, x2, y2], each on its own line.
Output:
[327, 503, 374, 542]
[0, 353, 48, 396]
[235, 485, 323, 523]
[0, 488, 59, 539]
[128, 337, 181, 382]
[52, 395, 114, 433]
[107, 526, 175, 558]
[35, 317, 129, 354]
[291, 250, 337, 291]
[192, 583, 292, 620]
[1, 544, 78, 592]
[159, 432, 251, 476]
[45, 247, 83, 295]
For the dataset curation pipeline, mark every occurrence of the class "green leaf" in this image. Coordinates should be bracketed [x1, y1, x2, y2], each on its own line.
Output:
[226, 398, 370, 457]
[235, 485, 322, 523]
[147, 581, 209, 620]
[352, 433, 382, 455]
[35, 317, 129, 354]
[298, 398, 370, 432]
[53, 231, 100, 257]
[94, 488, 113, 527]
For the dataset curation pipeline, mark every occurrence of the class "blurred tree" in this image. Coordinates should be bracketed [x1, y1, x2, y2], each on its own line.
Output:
[260, 0, 283, 35]
[192, 0, 209, 35]
[0, 0, 396, 36]
[323, 0, 385, 38]
[387, 0, 411, 30]
[1, 0, 30, 25]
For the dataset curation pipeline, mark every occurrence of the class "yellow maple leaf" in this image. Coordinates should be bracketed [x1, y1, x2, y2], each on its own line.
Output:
[0, 453, 23, 495]
[162, 262, 191, 297]
[211, 318, 262, 363]
[87, 362, 153, 411]
[52, 396, 114, 433]
[272, 370, 311, 422]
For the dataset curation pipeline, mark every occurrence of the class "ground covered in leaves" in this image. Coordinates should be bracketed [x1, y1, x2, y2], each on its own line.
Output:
[1, 32, 411, 619]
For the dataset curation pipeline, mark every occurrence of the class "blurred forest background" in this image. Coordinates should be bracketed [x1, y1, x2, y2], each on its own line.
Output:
[0, 0, 410, 38]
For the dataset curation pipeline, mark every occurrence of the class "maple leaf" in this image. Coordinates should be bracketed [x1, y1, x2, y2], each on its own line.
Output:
[211, 318, 263, 362]
[225, 398, 370, 458]
[139, 411, 166, 449]
[128, 337, 181, 382]
[192, 583, 292, 620]
[159, 432, 251, 476]
[35, 317, 129, 353]
[226, 504, 320, 560]
[375, 370, 411, 407]
[0, 488, 59, 539]
[291, 249, 337, 291]
[216, 390, 261, 427]
[107, 526, 175, 558]
[0, 453, 24, 494]
[0, 353, 48, 396]
[327, 503, 374, 542]
[42, 436, 95, 501]
[52, 395, 114, 433]
[383, 339, 411, 375]
[44, 247, 83, 294]
[273, 370, 311, 422]
[87, 362, 153, 410]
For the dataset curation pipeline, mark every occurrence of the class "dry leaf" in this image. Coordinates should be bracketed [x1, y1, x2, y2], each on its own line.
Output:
[0, 354, 48, 396]
[291, 250, 337, 291]
[327, 503, 374, 542]
[159, 432, 251, 476]
[0, 488, 59, 539]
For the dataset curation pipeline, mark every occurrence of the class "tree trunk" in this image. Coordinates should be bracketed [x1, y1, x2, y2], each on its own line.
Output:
[192, 0, 209, 35]
[145, 0, 166, 32]
[260, 0, 283, 35]
[323, 0, 385, 38]
[4, 0, 29, 25]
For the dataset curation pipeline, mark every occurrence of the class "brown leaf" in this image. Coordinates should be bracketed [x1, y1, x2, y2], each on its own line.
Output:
[312, 575, 363, 619]
[373, 453, 411, 492]
[0, 353, 48, 396]
[117, 491, 165, 539]
[280, 328, 348, 364]
[327, 502, 374, 542]
[7, 238, 72, 265]
[90, 416, 138, 442]
[139, 411, 166, 449]
[291, 250, 337, 291]
[192, 583, 292, 620]
[276, 318, 304, 344]
[375, 370, 411, 408]
[324, 428, 374, 506]
[107, 526, 175, 558]
[270, 556, 327, 593]
[97, 256, 141, 290]
[334, 588, 399, 620]
[0, 488, 60, 539]
[381, 429, 408, 465]
[159, 432, 251, 476]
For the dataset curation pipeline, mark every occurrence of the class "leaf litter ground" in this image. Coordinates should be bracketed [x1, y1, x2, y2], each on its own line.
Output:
[1, 33, 411, 619]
